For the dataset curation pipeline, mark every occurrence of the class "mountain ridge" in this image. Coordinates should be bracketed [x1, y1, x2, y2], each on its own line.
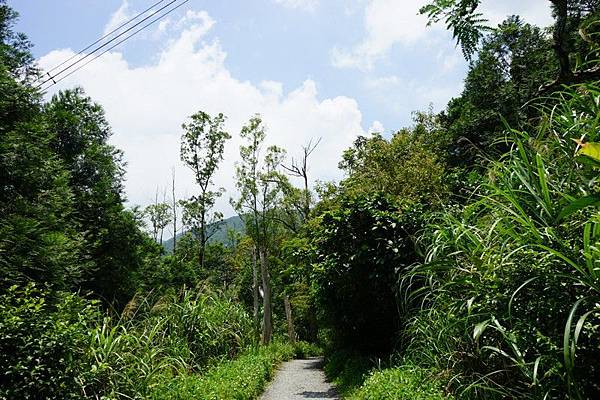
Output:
[162, 215, 245, 252]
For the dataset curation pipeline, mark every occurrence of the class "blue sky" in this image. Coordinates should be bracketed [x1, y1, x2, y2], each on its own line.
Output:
[9, 0, 553, 220]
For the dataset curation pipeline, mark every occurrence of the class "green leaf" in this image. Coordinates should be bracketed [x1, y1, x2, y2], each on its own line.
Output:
[557, 194, 600, 222]
[473, 320, 489, 341]
[575, 155, 600, 168]
[574, 139, 600, 162]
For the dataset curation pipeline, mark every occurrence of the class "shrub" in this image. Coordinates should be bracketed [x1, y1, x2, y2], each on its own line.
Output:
[0, 284, 100, 399]
[89, 288, 255, 398]
[324, 349, 373, 397]
[312, 192, 424, 353]
[401, 84, 600, 399]
[151, 342, 295, 399]
[293, 340, 323, 358]
[349, 365, 452, 400]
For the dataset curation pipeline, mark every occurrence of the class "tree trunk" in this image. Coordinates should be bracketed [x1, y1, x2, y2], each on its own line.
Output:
[308, 304, 318, 342]
[199, 241, 206, 270]
[252, 247, 260, 344]
[199, 213, 206, 270]
[550, 0, 571, 80]
[259, 247, 272, 344]
[172, 168, 177, 253]
[284, 295, 296, 343]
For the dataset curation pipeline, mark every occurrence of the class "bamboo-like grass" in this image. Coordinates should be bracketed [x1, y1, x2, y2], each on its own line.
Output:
[85, 287, 254, 398]
[399, 83, 600, 399]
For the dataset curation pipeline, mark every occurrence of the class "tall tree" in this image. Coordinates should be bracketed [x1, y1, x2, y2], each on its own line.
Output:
[144, 190, 171, 246]
[44, 88, 154, 306]
[420, 0, 600, 89]
[232, 115, 285, 344]
[171, 167, 178, 253]
[180, 111, 230, 270]
[281, 138, 321, 225]
[441, 18, 555, 166]
[0, 0, 36, 81]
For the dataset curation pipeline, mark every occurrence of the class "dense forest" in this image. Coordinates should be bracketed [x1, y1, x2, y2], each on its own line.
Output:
[1, 0, 600, 399]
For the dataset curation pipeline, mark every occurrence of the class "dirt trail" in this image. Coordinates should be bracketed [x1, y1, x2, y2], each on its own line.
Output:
[260, 357, 338, 400]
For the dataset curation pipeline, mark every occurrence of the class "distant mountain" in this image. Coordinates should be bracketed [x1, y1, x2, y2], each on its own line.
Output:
[162, 215, 245, 252]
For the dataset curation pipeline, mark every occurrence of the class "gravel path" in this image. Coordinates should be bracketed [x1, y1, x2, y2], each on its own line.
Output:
[260, 357, 338, 400]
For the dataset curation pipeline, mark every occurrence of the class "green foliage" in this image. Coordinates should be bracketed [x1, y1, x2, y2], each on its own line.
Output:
[292, 340, 323, 358]
[232, 114, 287, 238]
[0, 284, 101, 399]
[420, 0, 489, 60]
[0, 18, 87, 291]
[5, 1, 600, 399]
[339, 127, 448, 204]
[1, 7, 159, 303]
[279, 235, 319, 341]
[0, 0, 36, 79]
[443, 17, 555, 167]
[323, 349, 373, 397]
[0, 285, 255, 399]
[401, 84, 600, 399]
[348, 365, 452, 400]
[311, 192, 423, 353]
[151, 341, 295, 399]
[180, 110, 231, 268]
[103, 289, 254, 398]
[144, 202, 172, 244]
[232, 114, 289, 344]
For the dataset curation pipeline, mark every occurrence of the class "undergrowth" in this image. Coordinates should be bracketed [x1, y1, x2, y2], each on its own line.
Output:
[151, 341, 296, 399]
[324, 350, 451, 399]
[348, 365, 452, 400]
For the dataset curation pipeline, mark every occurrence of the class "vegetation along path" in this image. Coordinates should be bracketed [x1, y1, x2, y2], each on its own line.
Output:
[260, 357, 338, 400]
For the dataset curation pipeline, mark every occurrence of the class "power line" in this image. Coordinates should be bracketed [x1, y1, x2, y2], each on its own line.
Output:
[41, 0, 166, 79]
[36, 0, 184, 90]
[37, 0, 180, 89]
[40, 0, 190, 92]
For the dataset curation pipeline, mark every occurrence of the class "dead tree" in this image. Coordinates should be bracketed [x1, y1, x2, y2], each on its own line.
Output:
[281, 137, 322, 222]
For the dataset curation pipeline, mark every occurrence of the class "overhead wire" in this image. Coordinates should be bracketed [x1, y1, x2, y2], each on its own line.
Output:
[40, 0, 167, 80]
[37, 0, 180, 89]
[37, 0, 187, 90]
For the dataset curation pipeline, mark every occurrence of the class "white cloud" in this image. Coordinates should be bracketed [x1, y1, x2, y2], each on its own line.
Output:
[331, 0, 433, 70]
[39, 10, 365, 218]
[103, 0, 132, 36]
[177, 10, 214, 27]
[365, 75, 401, 89]
[274, 0, 320, 11]
[332, 0, 553, 71]
[157, 18, 172, 34]
[368, 120, 385, 134]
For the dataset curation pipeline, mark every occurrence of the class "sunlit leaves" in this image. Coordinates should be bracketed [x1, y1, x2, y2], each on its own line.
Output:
[420, 0, 491, 60]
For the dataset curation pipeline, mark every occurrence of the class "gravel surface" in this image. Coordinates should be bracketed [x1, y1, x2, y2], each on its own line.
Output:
[260, 357, 338, 400]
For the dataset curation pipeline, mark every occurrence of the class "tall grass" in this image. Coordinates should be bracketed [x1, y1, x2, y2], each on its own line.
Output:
[0, 284, 255, 399]
[87, 287, 254, 398]
[400, 84, 600, 399]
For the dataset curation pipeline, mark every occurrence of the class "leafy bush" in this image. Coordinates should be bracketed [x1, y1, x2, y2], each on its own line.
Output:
[324, 349, 373, 397]
[89, 288, 255, 398]
[349, 365, 452, 400]
[0, 285, 256, 399]
[312, 192, 423, 353]
[0, 284, 101, 399]
[293, 340, 322, 358]
[401, 84, 600, 399]
[151, 342, 295, 399]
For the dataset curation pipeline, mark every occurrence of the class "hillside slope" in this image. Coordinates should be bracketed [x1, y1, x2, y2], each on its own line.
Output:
[162, 215, 245, 252]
